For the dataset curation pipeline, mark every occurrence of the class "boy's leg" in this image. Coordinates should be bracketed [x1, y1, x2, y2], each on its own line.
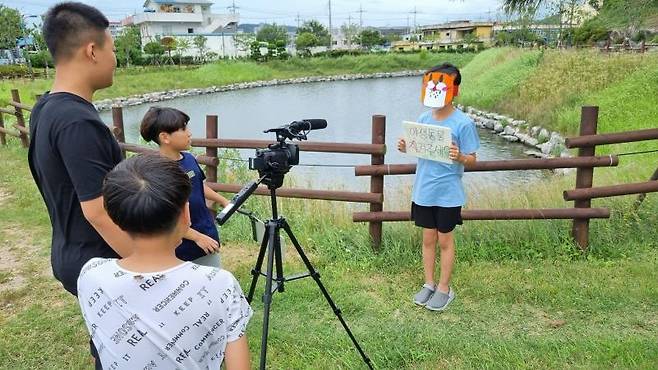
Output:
[436, 230, 455, 294]
[421, 228, 438, 285]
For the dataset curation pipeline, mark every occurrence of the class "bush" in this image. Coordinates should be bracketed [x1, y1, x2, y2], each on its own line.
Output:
[313, 49, 367, 58]
[28, 51, 53, 68]
[0, 64, 29, 78]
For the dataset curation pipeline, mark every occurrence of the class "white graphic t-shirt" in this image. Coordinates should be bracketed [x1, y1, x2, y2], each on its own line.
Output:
[77, 258, 252, 370]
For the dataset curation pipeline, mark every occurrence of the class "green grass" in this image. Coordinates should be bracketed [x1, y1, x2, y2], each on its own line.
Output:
[458, 48, 543, 110]
[1, 50, 658, 369]
[0, 53, 476, 108]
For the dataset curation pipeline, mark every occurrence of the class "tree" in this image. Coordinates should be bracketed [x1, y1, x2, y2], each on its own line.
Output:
[115, 26, 141, 67]
[384, 33, 402, 44]
[0, 5, 22, 50]
[143, 41, 165, 65]
[233, 32, 255, 55]
[297, 20, 330, 46]
[358, 29, 385, 49]
[256, 24, 289, 45]
[340, 22, 359, 48]
[295, 32, 318, 56]
[160, 36, 176, 65]
[193, 35, 208, 63]
[175, 37, 190, 65]
[462, 32, 480, 45]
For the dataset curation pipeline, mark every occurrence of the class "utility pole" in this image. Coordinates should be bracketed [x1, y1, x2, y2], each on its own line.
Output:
[328, 0, 333, 50]
[21, 15, 37, 80]
[347, 14, 353, 48]
[227, 0, 239, 14]
[357, 4, 365, 28]
[410, 6, 418, 31]
[295, 12, 302, 29]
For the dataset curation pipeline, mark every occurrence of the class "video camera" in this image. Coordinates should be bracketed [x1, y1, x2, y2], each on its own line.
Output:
[216, 119, 326, 226]
[249, 119, 327, 189]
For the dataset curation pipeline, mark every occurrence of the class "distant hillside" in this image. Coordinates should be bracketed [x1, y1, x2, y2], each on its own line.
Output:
[237, 23, 297, 34]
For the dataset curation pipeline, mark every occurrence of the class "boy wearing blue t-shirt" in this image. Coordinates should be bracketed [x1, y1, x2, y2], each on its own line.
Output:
[398, 63, 480, 311]
[140, 107, 230, 267]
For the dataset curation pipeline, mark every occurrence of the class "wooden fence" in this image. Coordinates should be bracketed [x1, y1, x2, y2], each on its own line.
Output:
[2, 88, 657, 251]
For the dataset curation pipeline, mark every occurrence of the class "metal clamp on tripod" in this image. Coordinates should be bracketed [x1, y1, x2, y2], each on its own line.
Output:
[216, 119, 373, 370]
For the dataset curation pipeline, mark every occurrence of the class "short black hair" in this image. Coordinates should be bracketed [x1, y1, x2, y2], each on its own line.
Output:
[43, 2, 109, 63]
[426, 63, 462, 86]
[140, 107, 190, 144]
[103, 154, 191, 237]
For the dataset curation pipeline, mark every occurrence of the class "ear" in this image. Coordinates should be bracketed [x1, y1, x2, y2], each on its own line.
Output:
[178, 202, 191, 231]
[453, 85, 459, 97]
[158, 132, 169, 144]
[84, 42, 95, 62]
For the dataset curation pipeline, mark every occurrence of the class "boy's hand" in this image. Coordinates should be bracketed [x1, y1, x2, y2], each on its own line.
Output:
[195, 233, 220, 254]
[397, 138, 406, 153]
[449, 142, 460, 161]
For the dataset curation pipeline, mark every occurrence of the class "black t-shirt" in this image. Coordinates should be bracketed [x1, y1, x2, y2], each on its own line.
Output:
[28, 92, 122, 296]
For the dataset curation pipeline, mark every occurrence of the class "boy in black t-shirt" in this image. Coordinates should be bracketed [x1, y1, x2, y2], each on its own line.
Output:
[27, 3, 131, 368]
[139, 107, 230, 267]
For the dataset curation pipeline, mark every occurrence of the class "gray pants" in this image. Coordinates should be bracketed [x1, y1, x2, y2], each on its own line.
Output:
[192, 252, 221, 268]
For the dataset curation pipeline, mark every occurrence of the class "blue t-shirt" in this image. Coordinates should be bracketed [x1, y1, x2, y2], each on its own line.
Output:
[411, 109, 480, 207]
[176, 152, 220, 261]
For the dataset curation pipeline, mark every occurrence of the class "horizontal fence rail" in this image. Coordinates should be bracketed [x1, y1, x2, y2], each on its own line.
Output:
[8, 101, 32, 112]
[353, 208, 611, 222]
[564, 180, 658, 201]
[354, 156, 620, 176]
[566, 128, 658, 148]
[192, 138, 386, 155]
[207, 182, 382, 203]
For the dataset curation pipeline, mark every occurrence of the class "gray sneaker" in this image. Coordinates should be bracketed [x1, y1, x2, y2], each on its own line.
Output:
[425, 288, 455, 311]
[413, 284, 436, 306]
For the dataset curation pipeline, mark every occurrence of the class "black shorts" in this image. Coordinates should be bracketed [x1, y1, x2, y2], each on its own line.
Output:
[411, 202, 463, 233]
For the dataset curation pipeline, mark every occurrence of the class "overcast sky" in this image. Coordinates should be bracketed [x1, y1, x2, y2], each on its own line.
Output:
[9, 0, 514, 28]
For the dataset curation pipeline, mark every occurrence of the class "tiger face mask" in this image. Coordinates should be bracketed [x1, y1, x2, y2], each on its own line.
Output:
[421, 72, 458, 109]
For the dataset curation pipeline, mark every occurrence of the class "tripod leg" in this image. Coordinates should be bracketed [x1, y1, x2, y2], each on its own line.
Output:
[259, 223, 277, 370]
[273, 223, 285, 293]
[281, 220, 374, 370]
[247, 221, 272, 303]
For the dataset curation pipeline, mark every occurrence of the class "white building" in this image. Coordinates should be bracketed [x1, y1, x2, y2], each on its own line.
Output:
[123, 0, 243, 57]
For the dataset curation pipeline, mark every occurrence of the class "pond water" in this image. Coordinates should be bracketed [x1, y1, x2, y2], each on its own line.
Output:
[100, 76, 546, 206]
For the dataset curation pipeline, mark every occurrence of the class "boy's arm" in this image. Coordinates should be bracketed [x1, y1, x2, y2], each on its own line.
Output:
[184, 227, 219, 254]
[224, 336, 251, 370]
[203, 183, 230, 207]
[449, 143, 477, 166]
[457, 152, 477, 166]
[81, 197, 132, 257]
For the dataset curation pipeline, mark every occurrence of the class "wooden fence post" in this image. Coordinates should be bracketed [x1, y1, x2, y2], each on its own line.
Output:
[112, 106, 126, 158]
[11, 89, 29, 148]
[571, 106, 598, 250]
[0, 113, 6, 146]
[205, 115, 219, 182]
[369, 115, 386, 250]
[206, 115, 219, 216]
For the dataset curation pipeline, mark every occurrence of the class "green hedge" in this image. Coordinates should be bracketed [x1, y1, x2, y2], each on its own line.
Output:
[0, 65, 29, 79]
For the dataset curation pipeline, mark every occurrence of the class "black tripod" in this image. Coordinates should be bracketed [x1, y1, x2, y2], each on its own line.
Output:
[246, 187, 373, 370]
